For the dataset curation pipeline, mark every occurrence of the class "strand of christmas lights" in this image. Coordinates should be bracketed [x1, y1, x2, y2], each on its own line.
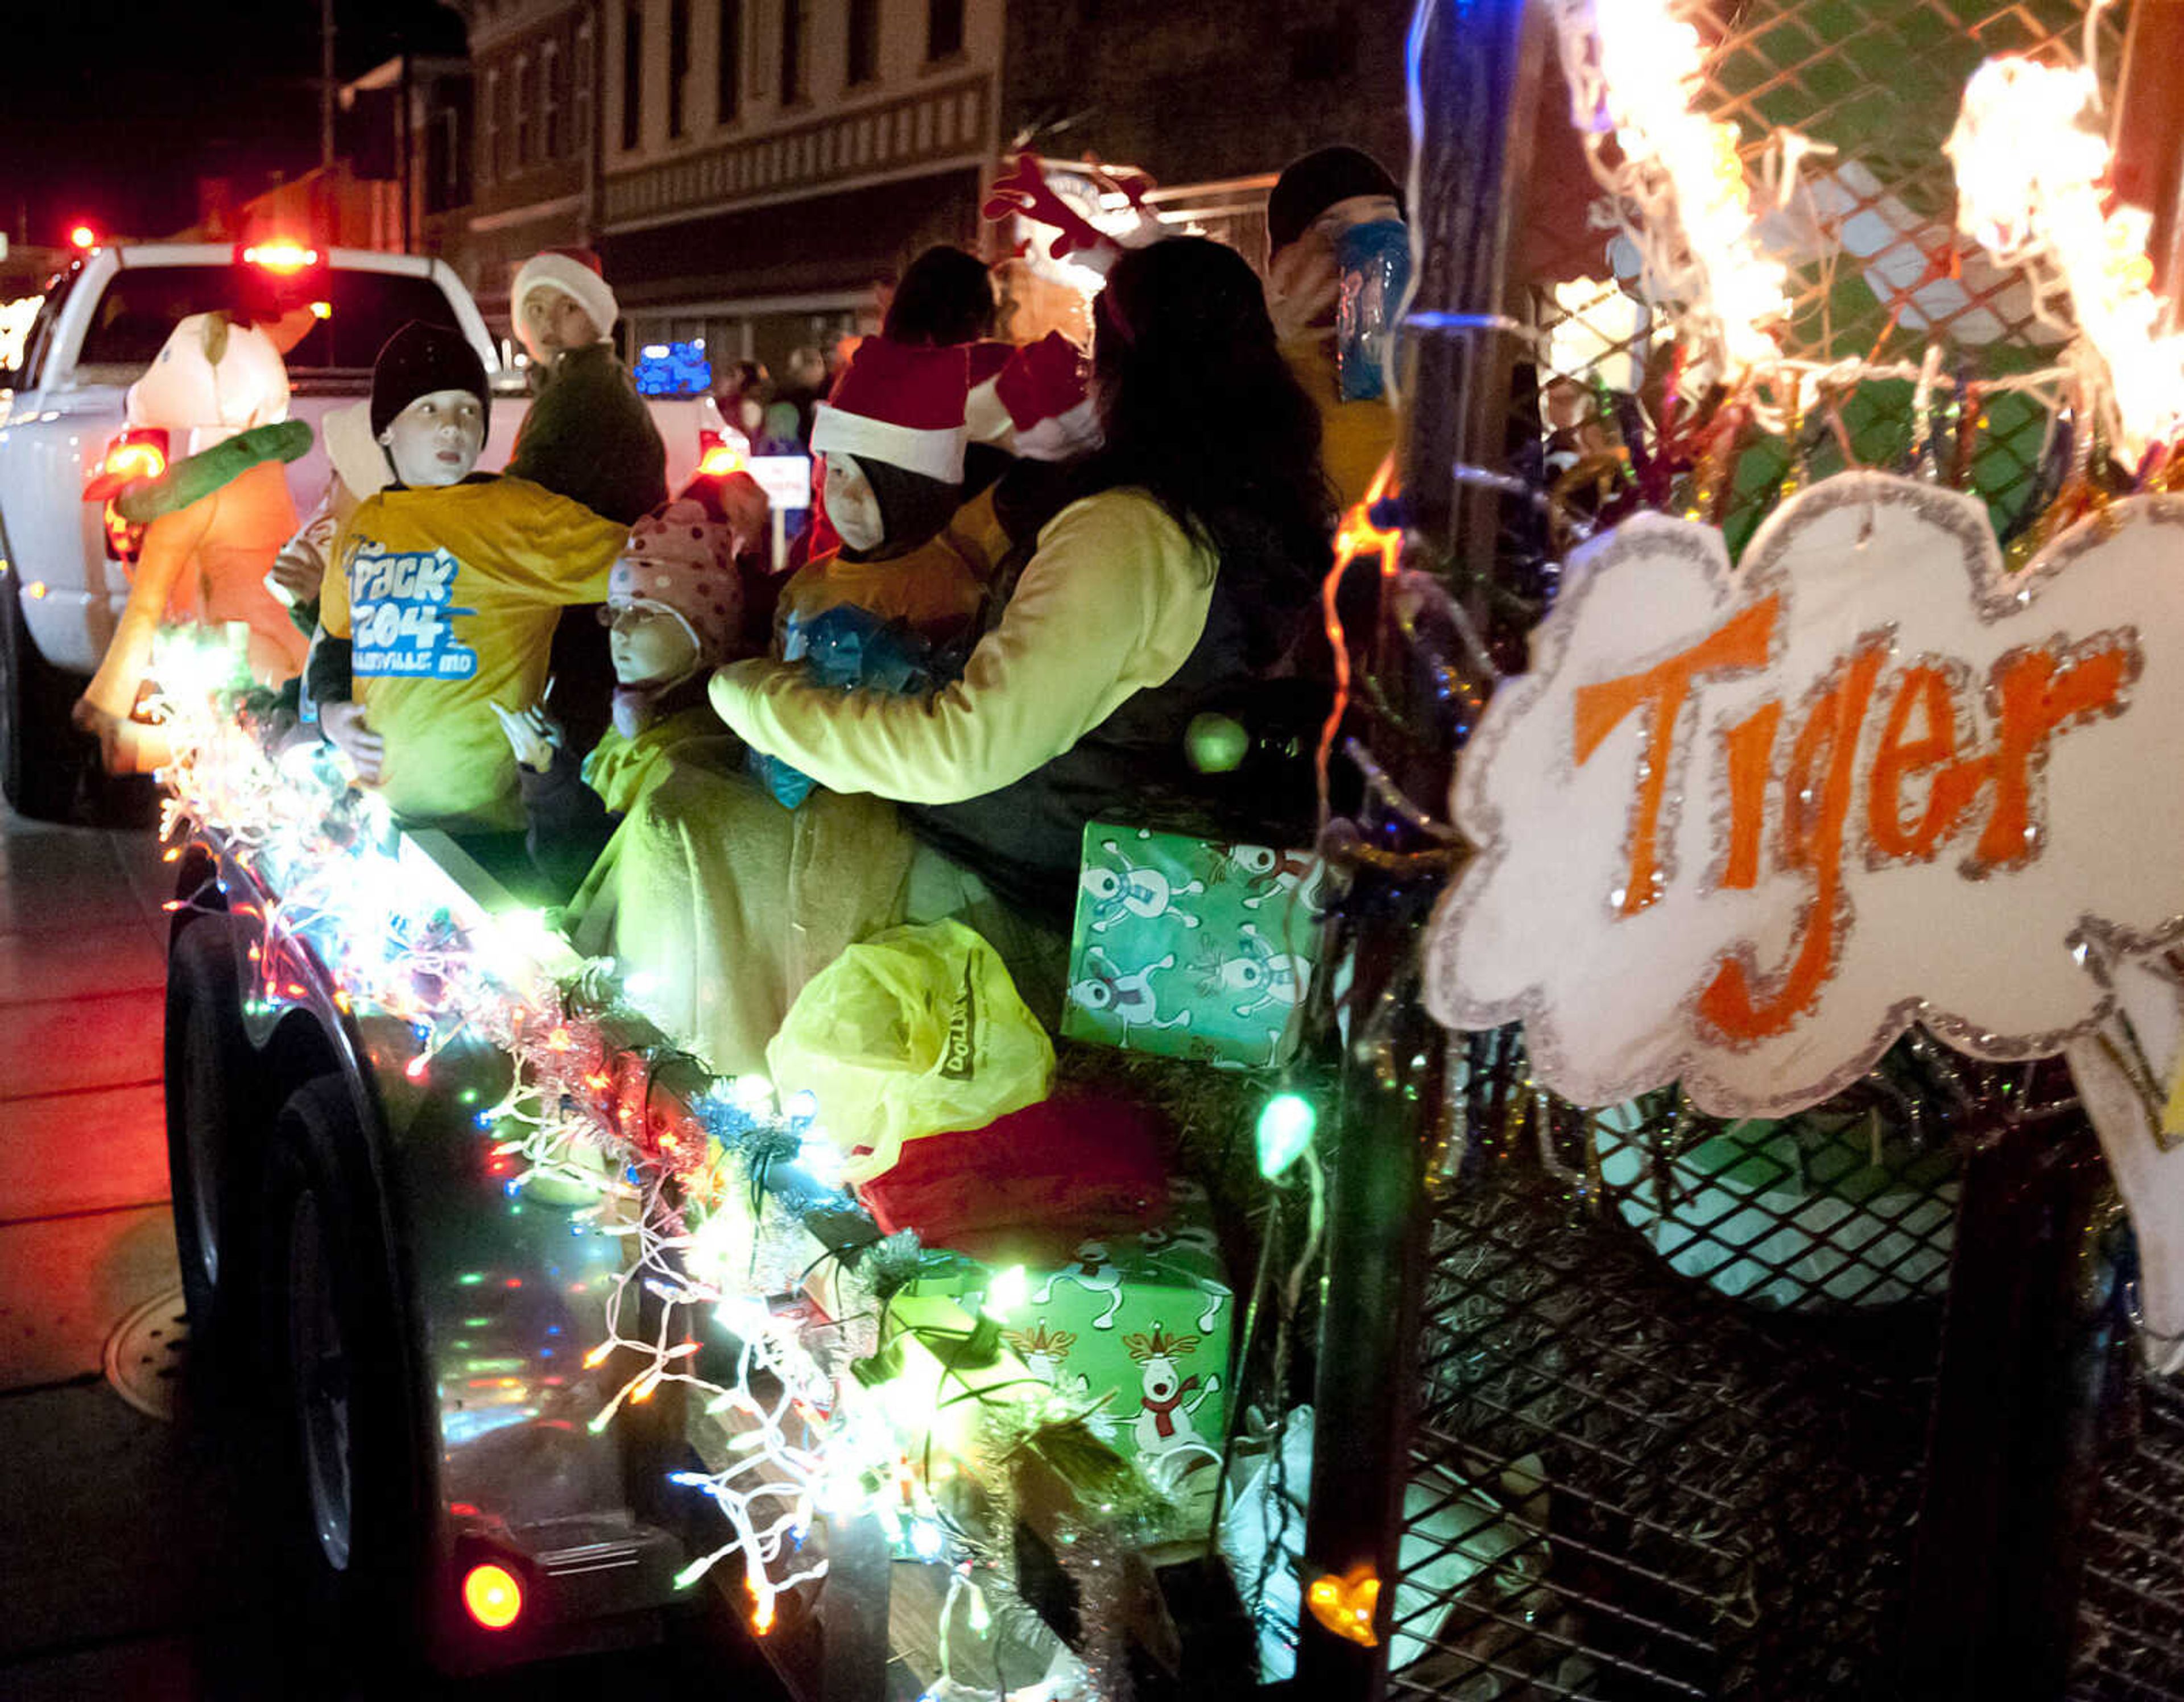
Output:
[1946, 54, 2184, 463]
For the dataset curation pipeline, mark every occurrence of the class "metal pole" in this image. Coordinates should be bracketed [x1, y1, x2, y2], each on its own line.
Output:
[1295, 1, 1546, 1696]
[321, 0, 337, 176]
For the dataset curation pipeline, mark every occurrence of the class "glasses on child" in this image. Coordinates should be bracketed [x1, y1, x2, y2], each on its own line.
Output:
[598, 604, 652, 631]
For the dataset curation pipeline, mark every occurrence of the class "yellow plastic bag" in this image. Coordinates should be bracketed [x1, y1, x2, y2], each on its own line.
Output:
[767, 919, 1056, 1182]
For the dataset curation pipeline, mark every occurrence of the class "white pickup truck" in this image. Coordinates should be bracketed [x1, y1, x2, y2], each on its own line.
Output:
[0, 242, 733, 817]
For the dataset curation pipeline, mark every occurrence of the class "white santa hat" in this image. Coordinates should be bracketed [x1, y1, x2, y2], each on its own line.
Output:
[966, 332, 1102, 462]
[511, 247, 619, 340]
[809, 337, 971, 484]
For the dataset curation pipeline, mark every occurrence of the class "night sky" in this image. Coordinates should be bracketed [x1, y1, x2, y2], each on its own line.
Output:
[2, 0, 464, 247]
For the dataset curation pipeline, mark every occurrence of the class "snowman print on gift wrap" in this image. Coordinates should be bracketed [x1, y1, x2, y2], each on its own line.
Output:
[1125, 1324, 1221, 1462]
[1033, 1240, 1127, 1328]
[1081, 836, 1203, 933]
[1067, 944, 1192, 1043]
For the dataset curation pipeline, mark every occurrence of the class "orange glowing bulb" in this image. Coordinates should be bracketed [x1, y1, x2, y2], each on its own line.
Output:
[1306, 1563, 1381, 1647]
[461, 1562, 524, 1630]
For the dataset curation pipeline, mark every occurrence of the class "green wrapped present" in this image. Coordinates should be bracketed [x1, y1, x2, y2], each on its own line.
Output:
[1060, 822, 1325, 1069]
[905, 1179, 1235, 1506]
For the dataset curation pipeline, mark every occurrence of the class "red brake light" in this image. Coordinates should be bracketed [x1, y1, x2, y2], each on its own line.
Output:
[697, 428, 744, 477]
[461, 1562, 524, 1630]
[83, 427, 169, 505]
[242, 241, 320, 274]
[69, 224, 97, 251]
[106, 432, 168, 485]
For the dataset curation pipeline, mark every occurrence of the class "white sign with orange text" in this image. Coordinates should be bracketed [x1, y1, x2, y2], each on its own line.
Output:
[1424, 471, 2184, 1118]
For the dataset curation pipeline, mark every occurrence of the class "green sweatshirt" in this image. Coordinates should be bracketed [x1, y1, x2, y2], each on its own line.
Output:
[506, 342, 668, 526]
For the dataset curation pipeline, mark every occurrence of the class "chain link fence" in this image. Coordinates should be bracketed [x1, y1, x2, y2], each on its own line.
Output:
[1385, 0, 2183, 1695]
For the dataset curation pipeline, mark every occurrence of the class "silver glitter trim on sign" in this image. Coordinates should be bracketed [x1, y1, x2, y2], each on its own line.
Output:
[1422, 471, 2184, 1119]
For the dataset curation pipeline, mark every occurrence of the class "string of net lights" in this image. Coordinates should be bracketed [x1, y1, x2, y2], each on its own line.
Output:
[1946, 53, 2184, 464]
[1544, 0, 2094, 440]
[151, 670, 1138, 1689]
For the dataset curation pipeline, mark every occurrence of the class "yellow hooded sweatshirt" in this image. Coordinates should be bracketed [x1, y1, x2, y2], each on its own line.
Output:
[322, 478, 626, 831]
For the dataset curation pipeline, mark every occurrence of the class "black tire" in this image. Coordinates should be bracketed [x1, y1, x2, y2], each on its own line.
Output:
[163, 916, 257, 1370]
[255, 1075, 433, 1677]
[0, 561, 88, 821]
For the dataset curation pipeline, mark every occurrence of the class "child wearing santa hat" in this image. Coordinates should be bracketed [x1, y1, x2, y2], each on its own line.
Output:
[496, 497, 754, 903]
[506, 247, 667, 527]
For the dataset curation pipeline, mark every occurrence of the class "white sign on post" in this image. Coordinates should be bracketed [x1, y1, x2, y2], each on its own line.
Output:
[746, 455, 813, 573]
[1424, 470, 2184, 1117]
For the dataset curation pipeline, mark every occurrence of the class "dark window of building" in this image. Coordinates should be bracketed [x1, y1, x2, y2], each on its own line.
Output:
[427, 81, 472, 213]
[543, 42, 564, 157]
[622, 4, 644, 150]
[514, 55, 534, 164]
[668, 0, 690, 137]
[779, 0, 803, 105]
[926, 0, 963, 59]
[576, 20, 594, 149]
[717, 0, 742, 122]
[847, 0, 879, 84]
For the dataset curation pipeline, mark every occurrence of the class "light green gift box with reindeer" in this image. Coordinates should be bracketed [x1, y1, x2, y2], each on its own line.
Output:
[1059, 821, 1326, 1069]
[904, 1179, 1236, 1506]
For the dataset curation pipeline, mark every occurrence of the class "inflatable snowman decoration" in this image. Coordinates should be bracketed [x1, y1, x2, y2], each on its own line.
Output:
[75, 312, 311, 763]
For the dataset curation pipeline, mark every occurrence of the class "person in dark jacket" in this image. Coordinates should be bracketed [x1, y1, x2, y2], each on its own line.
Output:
[506, 249, 668, 526]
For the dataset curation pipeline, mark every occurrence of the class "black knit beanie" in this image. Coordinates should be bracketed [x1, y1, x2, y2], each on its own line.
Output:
[369, 320, 491, 439]
[1265, 146, 1405, 256]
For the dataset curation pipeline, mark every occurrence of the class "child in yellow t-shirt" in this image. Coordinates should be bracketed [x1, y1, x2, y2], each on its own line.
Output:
[309, 321, 627, 835]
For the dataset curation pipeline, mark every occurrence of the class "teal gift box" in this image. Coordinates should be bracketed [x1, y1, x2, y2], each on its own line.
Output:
[904, 1180, 1235, 1506]
[1060, 822, 1325, 1069]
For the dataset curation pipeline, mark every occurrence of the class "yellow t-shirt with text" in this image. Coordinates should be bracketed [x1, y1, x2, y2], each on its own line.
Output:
[322, 477, 625, 831]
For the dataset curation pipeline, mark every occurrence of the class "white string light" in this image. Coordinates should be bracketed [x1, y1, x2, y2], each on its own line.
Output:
[1947, 55, 2184, 463]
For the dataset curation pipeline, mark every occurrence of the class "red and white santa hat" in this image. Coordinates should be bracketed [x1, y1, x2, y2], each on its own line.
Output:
[966, 331, 1102, 462]
[610, 499, 744, 669]
[809, 337, 971, 484]
[512, 247, 619, 340]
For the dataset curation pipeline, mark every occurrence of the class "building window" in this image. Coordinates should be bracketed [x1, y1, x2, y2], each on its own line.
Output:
[622, 3, 644, 151]
[514, 54, 534, 166]
[542, 42, 564, 157]
[847, 0, 879, 85]
[716, 0, 742, 123]
[779, 0, 803, 105]
[668, 0, 691, 138]
[575, 20, 594, 154]
[926, 0, 963, 60]
[482, 67, 499, 183]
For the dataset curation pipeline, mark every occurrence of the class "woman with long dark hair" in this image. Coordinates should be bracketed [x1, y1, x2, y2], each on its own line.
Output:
[711, 238, 1335, 947]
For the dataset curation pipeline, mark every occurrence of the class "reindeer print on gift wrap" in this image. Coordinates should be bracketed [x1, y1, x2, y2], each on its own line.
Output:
[1138, 1222, 1232, 1332]
[1194, 921, 1310, 1019]
[1214, 845, 1331, 914]
[1066, 945, 1192, 1043]
[1005, 1321, 1090, 1397]
[1124, 1325, 1221, 1460]
[1033, 1240, 1126, 1328]
[1081, 837, 1203, 933]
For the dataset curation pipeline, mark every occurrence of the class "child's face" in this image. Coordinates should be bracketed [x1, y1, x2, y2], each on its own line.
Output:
[519, 289, 601, 360]
[379, 389, 485, 488]
[824, 452, 884, 552]
[605, 602, 699, 688]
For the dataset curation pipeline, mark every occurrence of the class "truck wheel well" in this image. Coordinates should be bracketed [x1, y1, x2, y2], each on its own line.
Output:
[260, 1011, 347, 1116]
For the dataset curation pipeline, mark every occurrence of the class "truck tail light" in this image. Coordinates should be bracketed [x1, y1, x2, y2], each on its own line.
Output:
[461, 1561, 525, 1630]
[101, 502, 144, 563]
[83, 427, 170, 503]
[697, 428, 744, 478]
